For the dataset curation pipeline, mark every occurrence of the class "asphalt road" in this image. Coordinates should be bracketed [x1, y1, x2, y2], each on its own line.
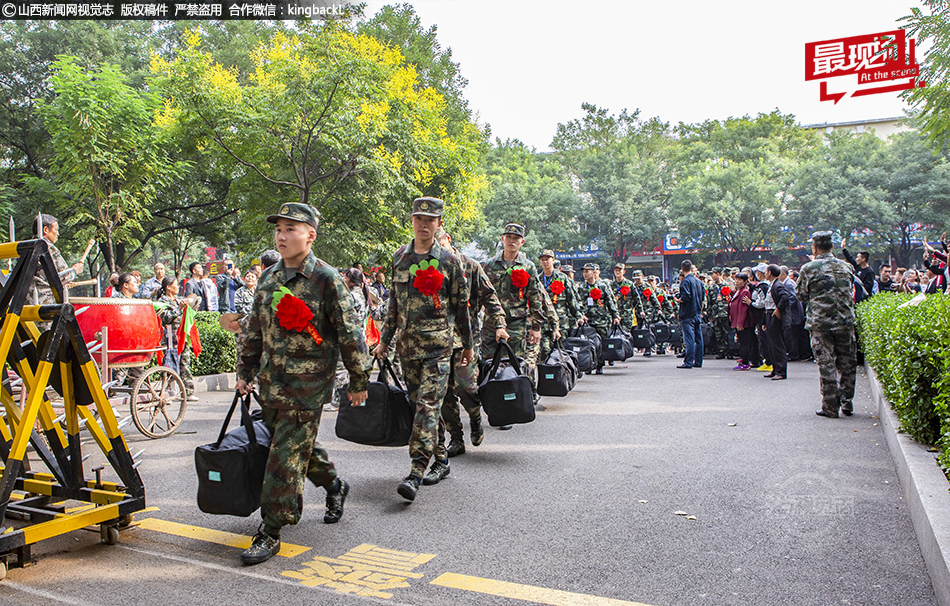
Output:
[0, 354, 937, 606]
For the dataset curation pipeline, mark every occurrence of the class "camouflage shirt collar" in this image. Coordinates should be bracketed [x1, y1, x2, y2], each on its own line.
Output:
[815, 252, 836, 260]
[495, 250, 529, 267]
[396, 238, 444, 266]
[275, 251, 317, 284]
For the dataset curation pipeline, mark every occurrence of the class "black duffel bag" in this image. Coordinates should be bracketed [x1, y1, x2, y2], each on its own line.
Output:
[602, 326, 627, 362]
[702, 322, 716, 354]
[653, 322, 672, 343]
[537, 340, 577, 397]
[336, 356, 414, 447]
[631, 326, 653, 350]
[564, 327, 598, 372]
[668, 323, 684, 346]
[479, 339, 536, 427]
[195, 392, 272, 517]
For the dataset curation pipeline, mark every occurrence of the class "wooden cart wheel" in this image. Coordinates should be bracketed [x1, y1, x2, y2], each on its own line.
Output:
[130, 367, 187, 439]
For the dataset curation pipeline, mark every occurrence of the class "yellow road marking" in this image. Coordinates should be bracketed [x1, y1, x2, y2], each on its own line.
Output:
[137, 518, 310, 558]
[430, 572, 658, 606]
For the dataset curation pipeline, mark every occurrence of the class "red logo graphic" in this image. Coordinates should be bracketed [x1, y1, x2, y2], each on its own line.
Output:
[805, 29, 925, 104]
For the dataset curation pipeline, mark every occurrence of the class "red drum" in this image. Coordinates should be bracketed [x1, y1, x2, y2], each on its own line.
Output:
[71, 297, 162, 368]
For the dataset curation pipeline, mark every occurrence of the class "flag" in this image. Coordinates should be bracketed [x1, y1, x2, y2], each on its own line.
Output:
[177, 304, 202, 356]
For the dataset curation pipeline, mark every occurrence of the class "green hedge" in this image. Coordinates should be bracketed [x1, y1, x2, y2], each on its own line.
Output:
[857, 293, 950, 471]
[189, 311, 237, 377]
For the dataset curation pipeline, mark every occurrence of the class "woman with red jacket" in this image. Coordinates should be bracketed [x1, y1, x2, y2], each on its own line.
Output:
[728, 272, 756, 370]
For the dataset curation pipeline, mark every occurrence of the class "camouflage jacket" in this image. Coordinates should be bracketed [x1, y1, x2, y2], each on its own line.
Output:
[538, 287, 560, 334]
[481, 252, 546, 331]
[29, 237, 75, 305]
[577, 279, 619, 328]
[382, 239, 472, 360]
[460, 253, 506, 350]
[706, 281, 729, 319]
[610, 278, 641, 321]
[539, 271, 579, 332]
[634, 282, 659, 322]
[795, 252, 856, 331]
[237, 252, 369, 410]
[234, 286, 255, 316]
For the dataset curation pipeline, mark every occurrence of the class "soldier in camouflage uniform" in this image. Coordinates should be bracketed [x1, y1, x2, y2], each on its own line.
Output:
[28, 214, 84, 306]
[610, 264, 638, 333]
[631, 270, 657, 356]
[796, 231, 858, 419]
[536, 250, 570, 365]
[578, 262, 620, 374]
[560, 265, 582, 307]
[236, 203, 369, 565]
[480, 224, 546, 394]
[375, 198, 473, 500]
[707, 268, 730, 358]
[435, 228, 507, 458]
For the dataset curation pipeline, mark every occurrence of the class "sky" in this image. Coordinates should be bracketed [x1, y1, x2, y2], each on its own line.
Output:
[363, 0, 925, 151]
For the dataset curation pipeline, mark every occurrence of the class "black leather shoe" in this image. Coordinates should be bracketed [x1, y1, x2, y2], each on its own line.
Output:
[763, 373, 775, 378]
[446, 440, 465, 457]
[716, 352, 726, 359]
[422, 459, 450, 485]
[816, 410, 839, 418]
[241, 528, 280, 565]
[771, 375, 786, 381]
[397, 474, 422, 501]
[676, 364, 692, 369]
[643, 352, 651, 357]
[595, 368, 603, 375]
[608, 360, 614, 366]
[841, 409, 853, 416]
[324, 478, 349, 524]
[470, 414, 484, 446]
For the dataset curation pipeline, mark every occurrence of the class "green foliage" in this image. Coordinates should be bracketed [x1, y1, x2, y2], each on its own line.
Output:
[475, 139, 586, 259]
[858, 293, 950, 471]
[902, 1, 950, 150]
[189, 311, 236, 376]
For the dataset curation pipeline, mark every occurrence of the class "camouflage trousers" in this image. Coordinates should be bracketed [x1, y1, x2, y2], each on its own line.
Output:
[439, 348, 480, 444]
[618, 314, 636, 334]
[712, 317, 729, 354]
[260, 407, 336, 536]
[536, 328, 557, 366]
[403, 355, 451, 476]
[810, 328, 857, 414]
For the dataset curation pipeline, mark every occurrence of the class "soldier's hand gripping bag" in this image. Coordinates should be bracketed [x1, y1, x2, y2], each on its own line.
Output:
[538, 340, 577, 397]
[195, 392, 272, 517]
[564, 327, 597, 372]
[478, 339, 535, 426]
[335, 356, 413, 447]
[602, 326, 627, 362]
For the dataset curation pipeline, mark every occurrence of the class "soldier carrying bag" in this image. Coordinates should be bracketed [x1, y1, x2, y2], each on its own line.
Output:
[537, 339, 577, 397]
[195, 391, 272, 517]
[479, 339, 536, 426]
[335, 356, 414, 447]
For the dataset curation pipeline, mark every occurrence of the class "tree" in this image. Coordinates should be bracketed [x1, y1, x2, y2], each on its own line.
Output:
[902, 1, 950, 149]
[152, 24, 485, 266]
[474, 139, 585, 260]
[35, 57, 186, 271]
[551, 103, 675, 262]
[668, 111, 821, 263]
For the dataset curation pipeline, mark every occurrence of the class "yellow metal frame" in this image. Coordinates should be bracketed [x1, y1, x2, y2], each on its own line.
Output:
[0, 239, 145, 569]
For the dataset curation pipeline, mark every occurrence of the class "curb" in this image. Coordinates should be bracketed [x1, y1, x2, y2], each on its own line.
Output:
[866, 363, 950, 606]
[193, 372, 236, 393]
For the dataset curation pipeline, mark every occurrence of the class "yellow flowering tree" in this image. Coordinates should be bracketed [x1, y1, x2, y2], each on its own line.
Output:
[151, 24, 485, 263]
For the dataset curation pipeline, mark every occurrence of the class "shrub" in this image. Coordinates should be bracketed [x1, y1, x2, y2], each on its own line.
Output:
[189, 311, 237, 376]
[857, 293, 950, 471]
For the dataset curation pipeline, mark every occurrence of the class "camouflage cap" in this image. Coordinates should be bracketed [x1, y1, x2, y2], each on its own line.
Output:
[553, 259, 561, 268]
[412, 197, 444, 217]
[539, 249, 555, 258]
[267, 202, 320, 229]
[711, 267, 722, 274]
[631, 269, 644, 277]
[754, 263, 768, 274]
[614, 263, 626, 270]
[503, 223, 526, 237]
[582, 262, 597, 270]
[810, 230, 834, 247]
[434, 227, 448, 240]
[561, 265, 574, 274]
